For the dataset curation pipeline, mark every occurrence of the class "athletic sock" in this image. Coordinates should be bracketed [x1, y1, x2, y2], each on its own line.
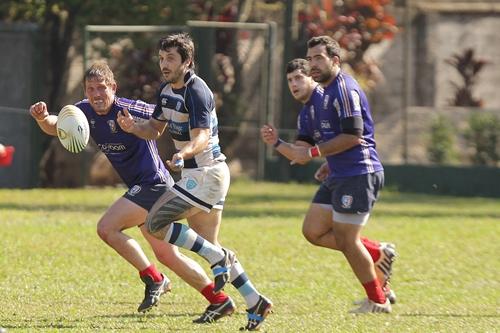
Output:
[201, 282, 229, 304]
[361, 237, 381, 262]
[230, 259, 260, 308]
[139, 264, 163, 283]
[362, 279, 386, 304]
[165, 222, 224, 265]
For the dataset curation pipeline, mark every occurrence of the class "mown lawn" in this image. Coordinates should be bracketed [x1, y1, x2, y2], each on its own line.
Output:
[0, 180, 498, 332]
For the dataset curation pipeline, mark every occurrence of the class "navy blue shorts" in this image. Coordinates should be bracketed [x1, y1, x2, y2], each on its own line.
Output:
[123, 183, 169, 211]
[312, 171, 384, 214]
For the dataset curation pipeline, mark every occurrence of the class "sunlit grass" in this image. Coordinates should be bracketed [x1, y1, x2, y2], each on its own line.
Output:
[0, 181, 499, 332]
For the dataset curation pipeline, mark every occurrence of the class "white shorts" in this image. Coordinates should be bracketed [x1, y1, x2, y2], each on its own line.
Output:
[172, 161, 230, 213]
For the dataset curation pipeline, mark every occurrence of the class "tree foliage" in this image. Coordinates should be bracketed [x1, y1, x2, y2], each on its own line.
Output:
[296, 0, 398, 89]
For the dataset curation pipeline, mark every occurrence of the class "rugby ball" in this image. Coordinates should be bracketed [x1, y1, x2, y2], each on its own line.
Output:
[56, 105, 90, 153]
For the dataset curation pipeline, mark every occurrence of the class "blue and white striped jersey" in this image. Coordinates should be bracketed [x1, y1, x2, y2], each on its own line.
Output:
[76, 97, 174, 188]
[298, 71, 383, 178]
[152, 70, 225, 168]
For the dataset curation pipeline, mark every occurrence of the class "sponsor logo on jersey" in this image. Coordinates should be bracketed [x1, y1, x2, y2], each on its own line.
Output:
[127, 185, 142, 196]
[350, 90, 361, 112]
[186, 178, 197, 190]
[333, 98, 341, 117]
[98, 143, 126, 153]
[107, 119, 117, 133]
[168, 121, 186, 136]
[323, 94, 330, 110]
[320, 120, 331, 129]
[341, 195, 353, 209]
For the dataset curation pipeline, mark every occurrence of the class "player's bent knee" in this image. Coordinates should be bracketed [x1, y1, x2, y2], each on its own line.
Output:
[96, 219, 112, 243]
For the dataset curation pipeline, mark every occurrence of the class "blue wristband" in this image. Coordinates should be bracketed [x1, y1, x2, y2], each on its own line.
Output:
[273, 138, 283, 148]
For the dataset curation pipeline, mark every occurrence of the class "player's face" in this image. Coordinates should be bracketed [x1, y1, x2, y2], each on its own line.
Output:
[84, 78, 116, 115]
[159, 48, 190, 88]
[287, 70, 315, 104]
[306, 44, 337, 84]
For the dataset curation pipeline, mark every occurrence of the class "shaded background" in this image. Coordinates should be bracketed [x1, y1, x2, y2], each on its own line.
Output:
[0, 0, 498, 196]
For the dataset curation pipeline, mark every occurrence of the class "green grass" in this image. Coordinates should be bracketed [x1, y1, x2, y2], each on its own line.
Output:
[0, 180, 499, 332]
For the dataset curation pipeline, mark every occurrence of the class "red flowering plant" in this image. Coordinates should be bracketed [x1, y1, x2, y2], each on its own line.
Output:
[298, 0, 398, 90]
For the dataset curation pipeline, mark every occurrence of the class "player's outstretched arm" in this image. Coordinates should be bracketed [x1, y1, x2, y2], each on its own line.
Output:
[29, 101, 57, 136]
[117, 107, 165, 140]
[260, 124, 313, 164]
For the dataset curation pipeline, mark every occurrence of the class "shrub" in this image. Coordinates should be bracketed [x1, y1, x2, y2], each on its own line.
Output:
[465, 112, 499, 166]
[427, 114, 456, 164]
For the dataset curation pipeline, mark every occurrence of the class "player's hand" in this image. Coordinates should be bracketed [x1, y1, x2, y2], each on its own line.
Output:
[117, 107, 135, 133]
[314, 162, 330, 182]
[289, 145, 312, 165]
[29, 101, 49, 121]
[166, 153, 184, 172]
[260, 124, 279, 145]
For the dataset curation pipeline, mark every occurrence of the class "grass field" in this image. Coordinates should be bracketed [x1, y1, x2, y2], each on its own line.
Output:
[0, 180, 499, 332]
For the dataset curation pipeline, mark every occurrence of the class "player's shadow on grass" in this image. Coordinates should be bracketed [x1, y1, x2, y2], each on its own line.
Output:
[400, 312, 500, 318]
[94, 312, 200, 319]
[0, 202, 108, 212]
[0, 321, 76, 330]
[373, 209, 499, 219]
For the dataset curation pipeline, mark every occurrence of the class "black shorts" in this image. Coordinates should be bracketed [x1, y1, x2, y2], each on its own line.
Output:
[312, 171, 384, 214]
[123, 183, 170, 211]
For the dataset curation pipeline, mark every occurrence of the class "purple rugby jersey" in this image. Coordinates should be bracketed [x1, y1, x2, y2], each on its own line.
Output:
[297, 71, 383, 178]
[75, 97, 174, 188]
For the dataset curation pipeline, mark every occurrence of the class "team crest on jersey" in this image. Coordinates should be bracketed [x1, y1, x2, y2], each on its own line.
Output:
[176, 101, 182, 111]
[107, 120, 117, 133]
[127, 185, 142, 196]
[90, 118, 96, 129]
[186, 178, 197, 190]
[323, 95, 330, 110]
[162, 97, 168, 106]
[350, 90, 361, 112]
[333, 99, 341, 116]
[341, 195, 353, 209]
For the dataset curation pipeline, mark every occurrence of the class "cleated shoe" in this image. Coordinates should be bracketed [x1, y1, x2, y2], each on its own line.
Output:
[137, 274, 171, 313]
[211, 248, 236, 293]
[375, 242, 397, 285]
[349, 298, 392, 314]
[193, 297, 236, 323]
[239, 295, 273, 331]
[384, 283, 397, 304]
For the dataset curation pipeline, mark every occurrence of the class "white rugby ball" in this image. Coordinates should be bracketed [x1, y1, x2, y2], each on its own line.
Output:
[56, 105, 90, 153]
